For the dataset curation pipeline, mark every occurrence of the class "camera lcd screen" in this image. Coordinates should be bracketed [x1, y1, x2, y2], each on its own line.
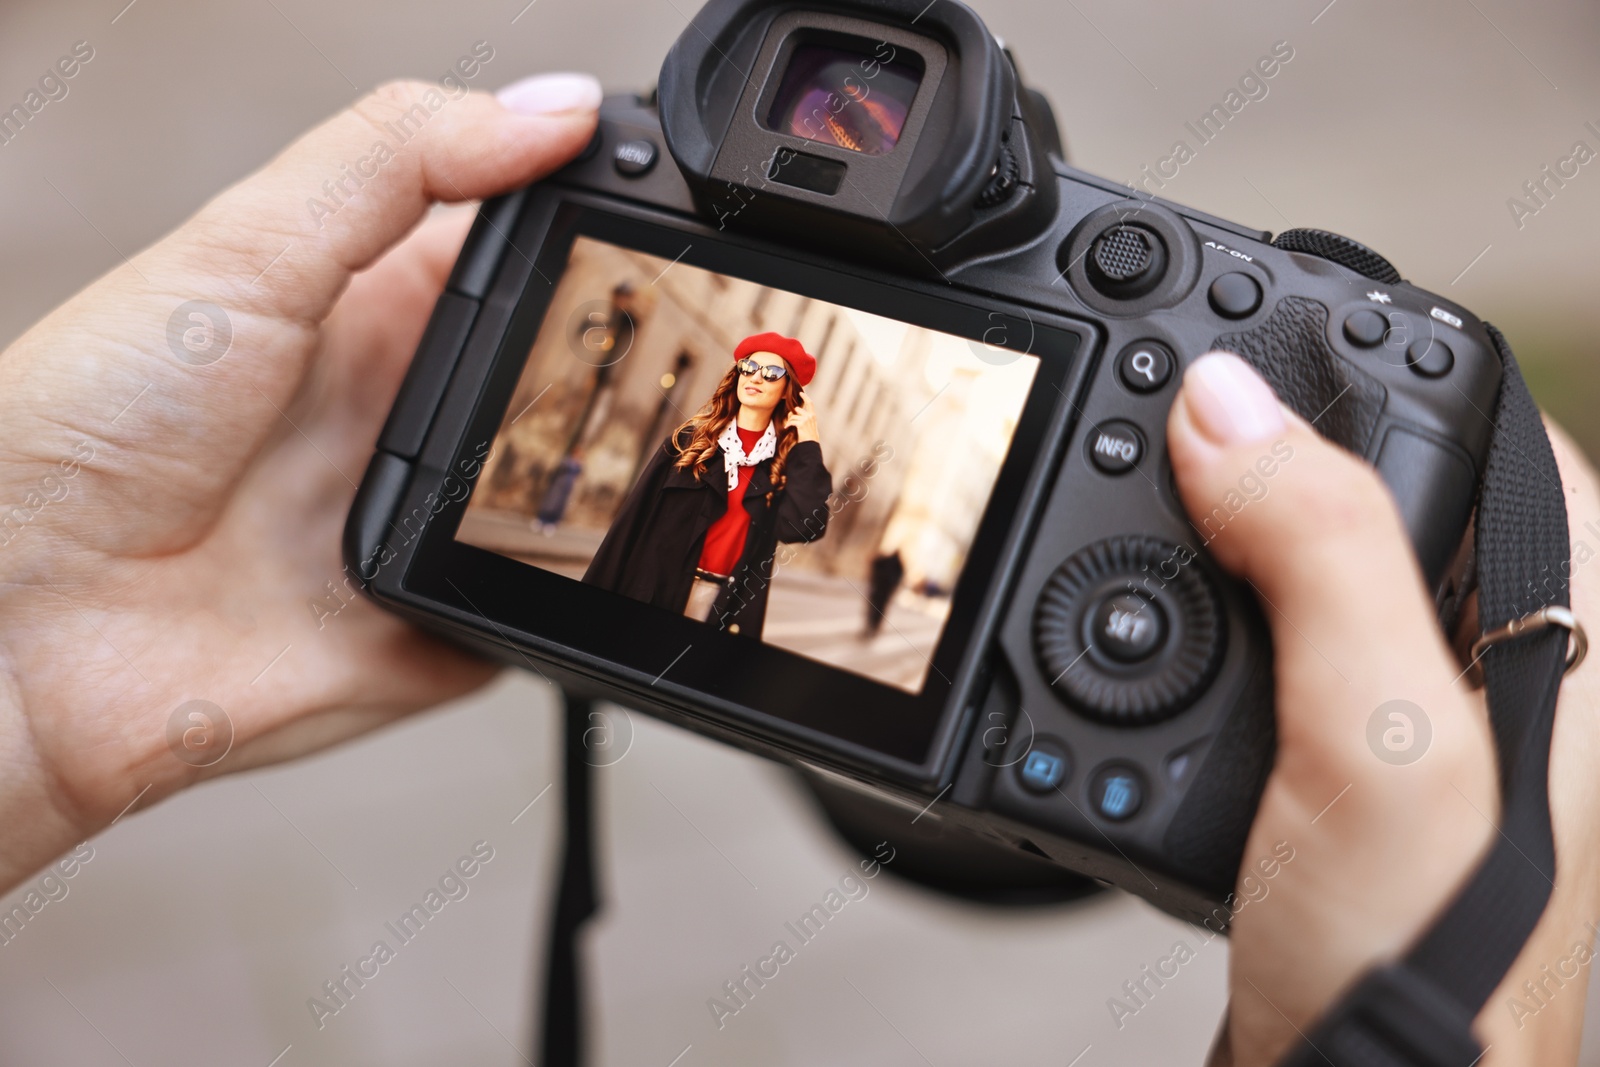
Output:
[765, 41, 922, 155]
[456, 234, 1037, 696]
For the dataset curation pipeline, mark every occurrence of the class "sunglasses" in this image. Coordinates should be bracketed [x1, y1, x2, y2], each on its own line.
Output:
[736, 357, 788, 383]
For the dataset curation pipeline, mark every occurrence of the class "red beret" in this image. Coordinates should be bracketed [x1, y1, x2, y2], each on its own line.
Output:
[734, 332, 816, 386]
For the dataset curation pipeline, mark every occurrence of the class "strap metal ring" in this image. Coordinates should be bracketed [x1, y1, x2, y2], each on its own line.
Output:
[1467, 605, 1588, 686]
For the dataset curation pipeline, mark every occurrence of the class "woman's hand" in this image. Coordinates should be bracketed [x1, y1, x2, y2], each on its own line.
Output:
[787, 392, 820, 443]
[0, 73, 601, 894]
[1168, 352, 1600, 1067]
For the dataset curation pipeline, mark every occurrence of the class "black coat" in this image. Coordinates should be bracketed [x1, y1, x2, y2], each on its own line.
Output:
[583, 431, 833, 638]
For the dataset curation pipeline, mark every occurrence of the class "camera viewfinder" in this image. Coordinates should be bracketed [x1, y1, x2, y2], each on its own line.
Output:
[765, 42, 922, 155]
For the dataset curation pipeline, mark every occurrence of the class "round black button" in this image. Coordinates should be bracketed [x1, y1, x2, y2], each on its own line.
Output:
[1090, 765, 1146, 821]
[1407, 338, 1454, 378]
[1089, 592, 1167, 664]
[1087, 420, 1144, 475]
[614, 139, 658, 176]
[1017, 739, 1070, 794]
[1208, 272, 1262, 319]
[1342, 309, 1387, 348]
[1116, 341, 1174, 393]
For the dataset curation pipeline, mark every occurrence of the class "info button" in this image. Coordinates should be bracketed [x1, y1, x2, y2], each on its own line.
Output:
[1087, 420, 1144, 475]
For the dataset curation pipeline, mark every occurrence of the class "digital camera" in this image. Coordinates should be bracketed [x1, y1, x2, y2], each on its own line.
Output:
[346, 0, 1500, 924]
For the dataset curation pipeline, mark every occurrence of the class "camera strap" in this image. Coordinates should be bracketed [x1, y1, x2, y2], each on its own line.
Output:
[539, 692, 600, 1067]
[1274, 329, 1576, 1066]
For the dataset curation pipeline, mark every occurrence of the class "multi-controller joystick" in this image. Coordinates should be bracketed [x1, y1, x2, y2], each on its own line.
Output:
[1086, 225, 1167, 299]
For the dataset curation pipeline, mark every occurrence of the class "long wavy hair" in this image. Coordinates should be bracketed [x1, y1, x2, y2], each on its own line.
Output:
[672, 362, 803, 499]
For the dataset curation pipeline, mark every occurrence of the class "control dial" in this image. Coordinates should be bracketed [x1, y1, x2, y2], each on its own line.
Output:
[1272, 228, 1401, 285]
[1033, 536, 1225, 725]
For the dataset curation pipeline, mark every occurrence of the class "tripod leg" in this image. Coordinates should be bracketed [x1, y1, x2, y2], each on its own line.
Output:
[538, 688, 600, 1067]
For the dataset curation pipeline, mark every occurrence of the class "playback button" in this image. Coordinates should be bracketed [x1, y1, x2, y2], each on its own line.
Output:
[1087, 420, 1144, 475]
[1017, 739, 1070, 794]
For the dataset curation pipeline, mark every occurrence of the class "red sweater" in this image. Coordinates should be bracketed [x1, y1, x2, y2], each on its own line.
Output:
[697, 426, 763, 577]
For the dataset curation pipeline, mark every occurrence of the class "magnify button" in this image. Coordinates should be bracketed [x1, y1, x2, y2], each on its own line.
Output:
[1117, 341, 1174, 393]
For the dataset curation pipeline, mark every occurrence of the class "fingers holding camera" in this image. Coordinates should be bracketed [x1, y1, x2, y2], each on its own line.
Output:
[1168, 352, 1498, 1064]
[1167, 353, 1493, 866]
[1166, 353, 1481, 764]
[0, 74, 600, 562]
[180, 73, 601, 325]
[0, 76, 598, 886]
[149, 72, 600, 474]
[301, 207, 478, 459]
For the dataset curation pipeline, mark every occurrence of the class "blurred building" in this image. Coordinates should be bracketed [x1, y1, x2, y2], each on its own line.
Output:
[469, 239, 1035, 594]
[468, 243, 857, 571]
[878, 362, 1024, 591]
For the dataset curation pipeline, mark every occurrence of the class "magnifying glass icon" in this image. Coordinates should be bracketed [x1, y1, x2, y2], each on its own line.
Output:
[1130, 349, 1157, 382]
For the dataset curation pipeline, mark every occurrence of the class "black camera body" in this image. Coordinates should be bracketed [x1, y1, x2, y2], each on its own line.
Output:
[347, 0, 1500, 923]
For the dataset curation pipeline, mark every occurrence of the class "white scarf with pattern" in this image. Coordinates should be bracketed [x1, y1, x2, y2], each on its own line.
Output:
[716, 420, 777, 491]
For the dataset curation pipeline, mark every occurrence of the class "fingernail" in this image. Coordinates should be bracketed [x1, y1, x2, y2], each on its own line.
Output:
[1182, 352, 1286, 444]
[496, 72, 602, 116]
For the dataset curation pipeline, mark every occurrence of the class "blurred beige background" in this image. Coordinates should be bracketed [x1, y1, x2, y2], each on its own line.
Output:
[1, 0, 1598, 1064]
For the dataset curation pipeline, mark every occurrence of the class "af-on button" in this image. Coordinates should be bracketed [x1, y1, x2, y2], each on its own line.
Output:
[1087, 420, 1144, 475]
[1208, 272, 1262, 319]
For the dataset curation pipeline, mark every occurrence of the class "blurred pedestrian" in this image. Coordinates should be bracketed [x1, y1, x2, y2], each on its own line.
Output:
[534, 447, 584, 535]
[864, 547, 905, 637]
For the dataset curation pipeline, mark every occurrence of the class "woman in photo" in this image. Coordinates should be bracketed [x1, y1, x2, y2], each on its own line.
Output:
[584, 333, 833, 637]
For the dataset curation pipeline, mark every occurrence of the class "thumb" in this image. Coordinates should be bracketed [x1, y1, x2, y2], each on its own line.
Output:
[1180, 355, 1502, 1067]
[1166, 352, 1462, 744]
[168, 72, 602, 324]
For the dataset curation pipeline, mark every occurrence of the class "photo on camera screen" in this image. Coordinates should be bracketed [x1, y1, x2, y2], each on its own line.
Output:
[457, 235, 1036, 694]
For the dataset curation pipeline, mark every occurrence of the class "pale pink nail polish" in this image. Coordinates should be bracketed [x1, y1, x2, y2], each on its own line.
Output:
[496, 72, 602, 116]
